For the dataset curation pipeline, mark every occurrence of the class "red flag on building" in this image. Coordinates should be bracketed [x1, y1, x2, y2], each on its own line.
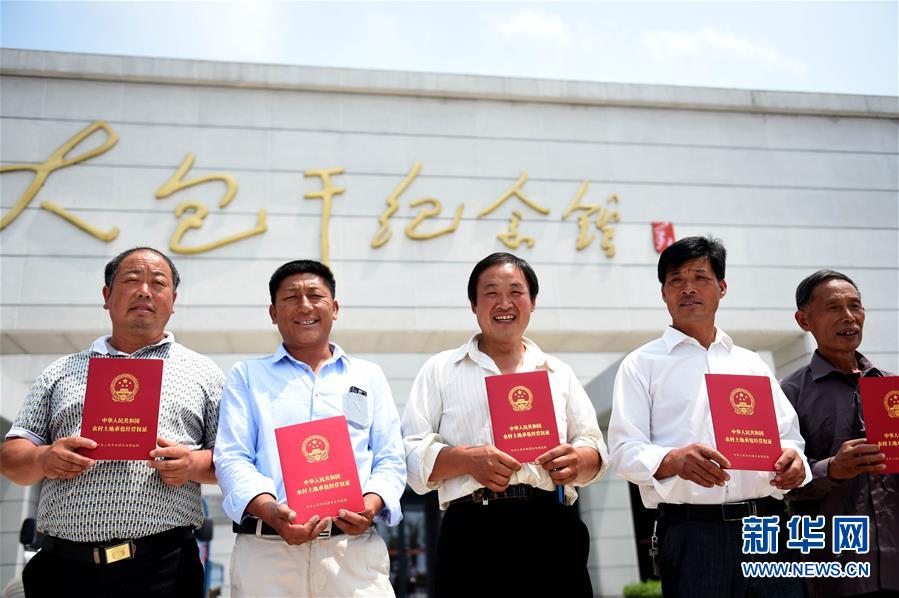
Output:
[651, 222, 675, 253]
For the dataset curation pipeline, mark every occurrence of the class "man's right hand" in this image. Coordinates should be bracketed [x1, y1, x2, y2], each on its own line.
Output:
[463, 445, 522, 493]
[40, 436, 96, 480]
[260, 501, 329, 545]
[655, 443, 731, 488]
[827, 438, 886, 480]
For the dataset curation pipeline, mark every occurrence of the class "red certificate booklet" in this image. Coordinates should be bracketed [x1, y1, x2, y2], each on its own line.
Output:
[80, 357, 163, 460]
[275, 415, 364, 521]
[706, 373, 782, 471]
[485, 370, 561, 462]
[859, 376, 899, 474]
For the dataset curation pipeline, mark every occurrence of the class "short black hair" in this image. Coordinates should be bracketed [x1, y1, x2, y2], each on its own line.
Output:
[795, 269, 859, 310]
[104, 247, 181, 290]
[269, 260, 336, 304]
[467, 252, 539, 304]
[657, 235, 726, 284]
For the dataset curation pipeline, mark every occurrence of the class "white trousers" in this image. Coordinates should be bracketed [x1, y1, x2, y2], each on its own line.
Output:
[230, 528, 394, 598]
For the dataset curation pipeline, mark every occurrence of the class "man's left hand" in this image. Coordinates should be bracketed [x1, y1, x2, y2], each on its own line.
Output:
[535, 444, 598, 486]
[771, 448, 806, 490]
[333, 493, 384, 536]
[148, 436, 195, 486]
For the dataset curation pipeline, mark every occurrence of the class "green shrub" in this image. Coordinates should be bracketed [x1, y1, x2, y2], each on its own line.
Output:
[622, 579, 662, 598]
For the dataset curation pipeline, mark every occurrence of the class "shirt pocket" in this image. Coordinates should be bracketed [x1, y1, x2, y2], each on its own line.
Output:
[343, 391, 371, 430]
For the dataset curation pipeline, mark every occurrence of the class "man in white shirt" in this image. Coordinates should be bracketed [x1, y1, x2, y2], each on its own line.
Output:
[402, 252, 608, 597]
[608, 236, 810, 598]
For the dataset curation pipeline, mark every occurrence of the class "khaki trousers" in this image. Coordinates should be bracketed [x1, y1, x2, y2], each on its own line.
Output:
[230, 527, 394, 598]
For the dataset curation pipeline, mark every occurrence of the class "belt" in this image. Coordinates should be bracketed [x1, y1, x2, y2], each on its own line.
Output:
[41, 526, 195, 565]
[447, 484, 555, 507]
[232, 518, 345, 538]
[658, 497, 786, 522]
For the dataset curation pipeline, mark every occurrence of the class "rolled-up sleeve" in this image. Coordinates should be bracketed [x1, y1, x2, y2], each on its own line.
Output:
[608, 357, 671, 488]
[213, 365, 277, 524]
[564, 366, 609, 486]
[401, 356, 449, 495]
[365, 368, 407, 527]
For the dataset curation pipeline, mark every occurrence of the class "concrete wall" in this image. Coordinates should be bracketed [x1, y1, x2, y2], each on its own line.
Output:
[2, 50, 896, 367]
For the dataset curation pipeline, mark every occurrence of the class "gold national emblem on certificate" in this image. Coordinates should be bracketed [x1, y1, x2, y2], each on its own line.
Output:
[885, 390, 899, 418]
[110, 373, 139, 403]
[508, 385, 534, 412]
[729, 387, 755, 416]
[302, 435, 330, 463]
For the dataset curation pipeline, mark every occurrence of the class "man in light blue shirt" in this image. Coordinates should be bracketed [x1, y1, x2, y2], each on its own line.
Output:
[214, 259, 405, 597]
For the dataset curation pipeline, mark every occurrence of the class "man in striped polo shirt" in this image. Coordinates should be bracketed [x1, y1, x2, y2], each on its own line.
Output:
[0, 247, 223, 597]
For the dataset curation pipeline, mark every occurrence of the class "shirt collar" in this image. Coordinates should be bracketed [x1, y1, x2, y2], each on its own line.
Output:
[89, 332, 174, 356]
[451, 333, 559, 372]
[662, 325, 733, 353]
[809, 350, 879, 381]
[271, 342, 348, 369]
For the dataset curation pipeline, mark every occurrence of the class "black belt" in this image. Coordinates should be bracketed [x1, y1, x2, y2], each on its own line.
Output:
[41, 526, 195, 565]
[658, 497, 785, 522]
[447, 484, 555, 507]
[233, 518, 345, 538]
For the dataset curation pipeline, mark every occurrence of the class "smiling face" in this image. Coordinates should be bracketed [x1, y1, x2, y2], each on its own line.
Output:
[102, 249, 176, 346]
[796, 278, 864, 355]
[661, 256, 727, 333]
[471, 262, 535, 345]
[269, 273, 338, 356]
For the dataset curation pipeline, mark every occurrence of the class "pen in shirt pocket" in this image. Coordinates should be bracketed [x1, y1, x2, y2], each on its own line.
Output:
[348, 386, 367, 396]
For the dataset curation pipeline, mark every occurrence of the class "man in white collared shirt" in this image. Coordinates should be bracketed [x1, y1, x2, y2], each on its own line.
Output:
[608, 236, 810, 598]
[402, 252, 608, 597]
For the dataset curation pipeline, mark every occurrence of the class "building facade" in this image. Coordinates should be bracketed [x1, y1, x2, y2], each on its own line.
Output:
[1, 49, 896, 596]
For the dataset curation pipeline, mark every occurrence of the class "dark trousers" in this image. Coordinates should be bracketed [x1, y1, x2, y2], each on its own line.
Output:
[22, 533, 203, 598]
[659, 517, 804, 598]
[435, 492, 592, 598]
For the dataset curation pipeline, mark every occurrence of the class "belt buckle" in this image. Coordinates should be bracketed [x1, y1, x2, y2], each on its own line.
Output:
[95, 540, 135, 565]
[472, 488, 488, 506]
[317, 522, 333, 539]
[721, 501, 755, 522]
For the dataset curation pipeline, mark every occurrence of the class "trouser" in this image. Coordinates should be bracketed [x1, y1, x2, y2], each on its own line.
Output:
[22, 528, 203, 598]
[435, 491, 592, 598]
[657, 507, 804, 598]
[230, 527, 393, 597]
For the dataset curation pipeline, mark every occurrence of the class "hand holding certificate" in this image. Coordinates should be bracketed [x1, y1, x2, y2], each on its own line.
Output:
[485, 370, 561, 463]
[275, 415, 364, 521]
[80, 357, 163, 460]
[859, 376, 899, 473]
[706, 373, 782, 471]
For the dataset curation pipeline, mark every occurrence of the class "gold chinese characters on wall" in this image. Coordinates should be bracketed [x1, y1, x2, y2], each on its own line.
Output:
[1, 120, 621, 264]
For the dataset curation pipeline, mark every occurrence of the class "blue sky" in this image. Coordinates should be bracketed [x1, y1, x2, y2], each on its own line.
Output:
[1, 1, 896, 96]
